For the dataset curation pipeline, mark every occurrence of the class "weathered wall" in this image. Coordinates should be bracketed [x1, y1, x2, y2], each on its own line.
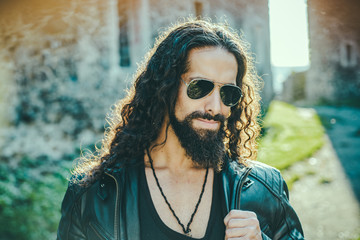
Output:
[0, 0, 273, 164]
[208, 0, 273, 105]
[0, 60, 13, 128]
[282, 71, 306, 103]
[123, 0, 273, 105]
[0, 0, 120, 163]
[306, 0, 360, 104]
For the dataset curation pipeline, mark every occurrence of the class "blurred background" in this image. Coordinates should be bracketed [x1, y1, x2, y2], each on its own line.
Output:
[0, 0, 359, 239]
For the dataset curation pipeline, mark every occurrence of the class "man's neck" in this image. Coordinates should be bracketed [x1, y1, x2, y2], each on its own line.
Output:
[143, 157, 214, 238]
[145, 123, 199, 174]
[143, 121, 215, 238]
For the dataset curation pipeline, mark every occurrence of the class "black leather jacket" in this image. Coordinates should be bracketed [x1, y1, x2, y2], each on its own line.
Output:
[57, 160, 304, 240]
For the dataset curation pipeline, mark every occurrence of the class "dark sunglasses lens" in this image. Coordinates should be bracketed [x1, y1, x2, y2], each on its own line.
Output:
[220, 85, 242, 106]
[187, 80, 214, 99]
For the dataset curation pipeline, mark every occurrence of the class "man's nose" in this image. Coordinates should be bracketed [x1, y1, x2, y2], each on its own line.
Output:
[205, 86, 222, 115]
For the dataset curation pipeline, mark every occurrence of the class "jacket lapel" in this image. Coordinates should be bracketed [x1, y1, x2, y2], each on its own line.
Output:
[113, 160, 251, 239]
[123, 166, 141, 240]
[221, 161, 252, 212]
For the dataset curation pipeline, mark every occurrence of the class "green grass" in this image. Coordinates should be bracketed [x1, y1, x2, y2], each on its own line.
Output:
[258, 101, 325, 170]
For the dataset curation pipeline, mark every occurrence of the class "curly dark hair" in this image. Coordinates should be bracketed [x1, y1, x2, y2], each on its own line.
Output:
[73, 19, 262, 186]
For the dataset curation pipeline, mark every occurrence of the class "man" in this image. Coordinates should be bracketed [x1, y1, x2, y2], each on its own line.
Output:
[58, 20, 304, 240]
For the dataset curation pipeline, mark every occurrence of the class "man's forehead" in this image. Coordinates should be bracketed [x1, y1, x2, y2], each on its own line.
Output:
[184, 47, 238, 83]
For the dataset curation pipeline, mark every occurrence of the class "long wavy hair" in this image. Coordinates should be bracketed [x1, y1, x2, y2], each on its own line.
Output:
[73, 19, 262, 186]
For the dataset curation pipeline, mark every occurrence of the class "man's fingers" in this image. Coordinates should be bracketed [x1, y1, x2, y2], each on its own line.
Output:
[224, 209, 257, 225]
[225, 226, 260, 240]
[226, 218, 248, 228]
[225, 227, 247, 238]
[226, 217, 260, 229]
[223, 210, 261, 240]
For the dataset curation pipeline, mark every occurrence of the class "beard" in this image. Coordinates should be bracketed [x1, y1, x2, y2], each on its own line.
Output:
[169, 111, 226, 169]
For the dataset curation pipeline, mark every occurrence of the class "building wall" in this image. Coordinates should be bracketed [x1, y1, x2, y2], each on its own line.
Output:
[306, 0, 360, 103]
[0, 0, 273, 162]
[0, 0, 120, 162]
[0, 61, 14, 127]
[121, 0, 273, 105]
[282, 71, 306, 103]
[208, 0, 273, 105]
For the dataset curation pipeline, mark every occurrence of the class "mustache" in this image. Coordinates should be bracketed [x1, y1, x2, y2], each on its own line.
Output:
[186, 111, 226, 122]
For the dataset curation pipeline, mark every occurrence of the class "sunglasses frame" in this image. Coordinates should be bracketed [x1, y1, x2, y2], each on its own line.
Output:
[181, 78, 243, 107]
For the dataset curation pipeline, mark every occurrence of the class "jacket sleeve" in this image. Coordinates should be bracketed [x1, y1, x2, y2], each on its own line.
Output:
[57, 183, 87, 240]
[271, 178, 305, 240]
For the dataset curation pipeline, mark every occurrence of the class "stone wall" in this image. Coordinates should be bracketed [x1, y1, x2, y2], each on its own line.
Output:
[306, 0, 360, 104]
[208, 0, 273, 105]
[0, 0, 120, 164]
[0, 0, 274, 165]
[122, 0, 273, 105]
[0, 61, 13, 127]
[282, 71, 306, 103]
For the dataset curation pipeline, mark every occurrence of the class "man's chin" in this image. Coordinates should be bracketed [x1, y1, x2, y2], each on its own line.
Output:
[193, 127, 219, 139]
[169, 111, 226, 169]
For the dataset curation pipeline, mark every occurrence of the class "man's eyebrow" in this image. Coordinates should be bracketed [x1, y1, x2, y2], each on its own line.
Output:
[188, 76, 209, 80]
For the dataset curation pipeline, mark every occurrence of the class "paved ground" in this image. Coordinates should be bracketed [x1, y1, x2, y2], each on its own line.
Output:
[283, 106, 360, 240]
[314, 106, 360, 202]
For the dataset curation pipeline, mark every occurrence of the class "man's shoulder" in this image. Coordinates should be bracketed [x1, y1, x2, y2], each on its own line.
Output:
[65, 170, 119, 198]
[247, 161, 284, 196]
[67, 164, 139, 200]
[228, 160, 284, 197]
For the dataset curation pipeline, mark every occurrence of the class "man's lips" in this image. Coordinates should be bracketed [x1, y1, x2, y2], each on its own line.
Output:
[194, 118, 220, 129]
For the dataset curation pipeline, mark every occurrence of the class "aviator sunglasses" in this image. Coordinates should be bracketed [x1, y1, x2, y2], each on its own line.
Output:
[181, 78, 243, 107]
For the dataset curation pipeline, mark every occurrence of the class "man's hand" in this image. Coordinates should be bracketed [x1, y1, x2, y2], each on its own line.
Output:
[224, 210, 262, 240]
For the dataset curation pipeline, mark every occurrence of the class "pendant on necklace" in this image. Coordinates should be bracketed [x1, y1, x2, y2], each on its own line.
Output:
[185, 230, 192, 237]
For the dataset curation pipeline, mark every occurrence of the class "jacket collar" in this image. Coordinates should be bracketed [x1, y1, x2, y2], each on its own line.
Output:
[123, 165, 140, 240]
[103, 159, 251, 240]
[221, 160, 252, 211]
[102, 165, 141, 240]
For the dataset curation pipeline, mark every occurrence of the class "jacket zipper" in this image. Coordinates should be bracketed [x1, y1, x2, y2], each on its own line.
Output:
[234, 167, 252, 209]
[105, 172, 119, 240]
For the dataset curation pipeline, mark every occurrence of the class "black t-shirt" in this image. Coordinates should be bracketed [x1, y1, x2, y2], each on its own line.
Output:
[139, 165, 226, 240]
